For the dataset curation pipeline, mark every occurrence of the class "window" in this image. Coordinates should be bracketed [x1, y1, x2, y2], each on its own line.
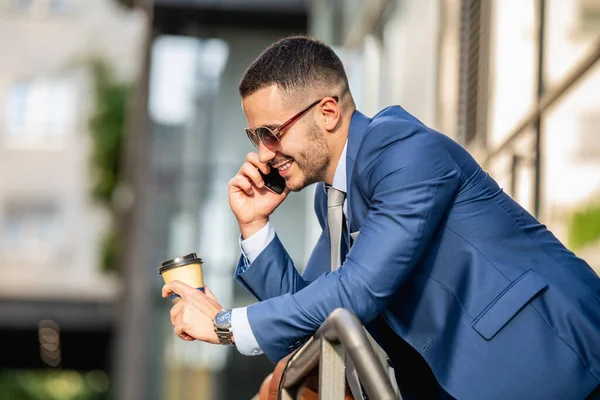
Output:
[5, 0, 73, 14]
[5, 82, 28, 130]
[8, 0, 35, 11]
[576, 111, 600, 161]
[3, 77, 77, 146]
[0, 202, 60, 257]
[48, 0, 76, 14]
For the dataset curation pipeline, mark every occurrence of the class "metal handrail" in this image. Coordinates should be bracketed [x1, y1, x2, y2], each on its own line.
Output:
[483, 37, 600, 167]
[280, 308, 399, 399]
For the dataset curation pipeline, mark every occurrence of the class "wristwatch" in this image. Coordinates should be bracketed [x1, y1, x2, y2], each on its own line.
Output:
[213, 309, 234, 346]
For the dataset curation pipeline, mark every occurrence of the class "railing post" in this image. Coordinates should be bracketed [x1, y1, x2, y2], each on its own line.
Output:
[319, 338, 346, 399]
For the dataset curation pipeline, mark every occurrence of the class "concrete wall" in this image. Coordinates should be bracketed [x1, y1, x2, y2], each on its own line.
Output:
[0, 0, 146, 300]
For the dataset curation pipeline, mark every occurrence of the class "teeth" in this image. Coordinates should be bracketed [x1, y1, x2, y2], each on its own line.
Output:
[278, 162, 292, 171]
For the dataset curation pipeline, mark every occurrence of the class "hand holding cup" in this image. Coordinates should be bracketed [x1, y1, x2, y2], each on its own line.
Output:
[159, 253, 204, 304]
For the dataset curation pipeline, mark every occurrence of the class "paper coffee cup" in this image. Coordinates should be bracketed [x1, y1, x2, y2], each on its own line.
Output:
[159, 253, 204, 298]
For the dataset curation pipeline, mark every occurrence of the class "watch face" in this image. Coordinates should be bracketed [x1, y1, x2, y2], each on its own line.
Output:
[215, 310, 232, 329]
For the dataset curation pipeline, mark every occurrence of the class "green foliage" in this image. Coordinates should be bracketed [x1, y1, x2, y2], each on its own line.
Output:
[100, 227, 121, 274]
[568, 200, 600, 251]
[0, 370, 109, 400]
[113, 0, 136, 9]
[88, 59, 130, 207]
[87, 58, 131, 274]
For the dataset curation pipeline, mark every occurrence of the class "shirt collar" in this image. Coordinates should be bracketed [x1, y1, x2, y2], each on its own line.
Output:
[331, 140, 348, 193]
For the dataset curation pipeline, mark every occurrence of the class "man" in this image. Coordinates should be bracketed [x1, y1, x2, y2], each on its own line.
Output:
[163, 36, 600, 399]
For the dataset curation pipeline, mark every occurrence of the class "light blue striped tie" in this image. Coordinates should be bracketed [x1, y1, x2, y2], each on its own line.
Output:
[327, 187, 345, 271]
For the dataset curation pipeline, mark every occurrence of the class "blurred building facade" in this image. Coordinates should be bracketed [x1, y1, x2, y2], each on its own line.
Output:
[0, 0, 144, 384]
[439, 0, 600, 269]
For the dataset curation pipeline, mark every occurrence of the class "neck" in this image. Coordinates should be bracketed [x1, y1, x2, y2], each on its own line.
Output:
[323, 117, 351, 185]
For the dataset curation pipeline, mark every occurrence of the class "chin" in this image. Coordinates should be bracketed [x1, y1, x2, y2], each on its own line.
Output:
[285, 175, 308, 192]
[286, 181, 305, 192]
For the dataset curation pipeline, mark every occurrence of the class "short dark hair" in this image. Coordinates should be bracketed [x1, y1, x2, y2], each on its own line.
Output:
[239, 36, 352, 103]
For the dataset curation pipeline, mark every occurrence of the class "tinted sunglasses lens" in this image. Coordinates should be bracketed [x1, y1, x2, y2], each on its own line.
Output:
[255, 127, 279, 149]
[245, 129, 260, 148]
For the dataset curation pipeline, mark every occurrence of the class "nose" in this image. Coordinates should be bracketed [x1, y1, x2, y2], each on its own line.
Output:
[257, 142, 276, 164]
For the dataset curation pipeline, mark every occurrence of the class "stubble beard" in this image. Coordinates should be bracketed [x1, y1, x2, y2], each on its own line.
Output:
[286, 120, 331, 192]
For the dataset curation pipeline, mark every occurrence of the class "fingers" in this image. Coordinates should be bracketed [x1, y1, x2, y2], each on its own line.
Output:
[181, 333, 195, 341]
[169, 299, 182, 322]
[162, 285, 174, 299]
[174, 325, 194, 341]
[229, 174, 255, 196]
[167, 285, 216, 319]
[246, 152, 269, 174]
[162, 280, 197, 300]
[240, 162, 267, 189]
[166, 285, 222, 344]
[170, 302, 194, 341]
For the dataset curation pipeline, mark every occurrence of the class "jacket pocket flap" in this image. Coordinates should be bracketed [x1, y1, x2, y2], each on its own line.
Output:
[472, 270, 548, 340]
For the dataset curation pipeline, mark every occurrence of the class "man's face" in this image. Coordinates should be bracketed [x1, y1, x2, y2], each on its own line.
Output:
[242, 86, 331, 192]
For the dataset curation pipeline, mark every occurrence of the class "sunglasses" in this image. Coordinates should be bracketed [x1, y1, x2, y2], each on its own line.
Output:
[245, 96, 339, 151]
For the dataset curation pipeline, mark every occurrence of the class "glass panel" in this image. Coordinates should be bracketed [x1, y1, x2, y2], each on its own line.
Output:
[49, 0, 69, 13]
[545, 0, 600, 87]
[541, 60, 600, 273]
[1, 203, 59, 252]
[3, 78, 75, 144]
[485, 128, 537, 216]
[44, 79, 77, 135]
[4, 82, 29, 131]
[487, 0, 538, 148]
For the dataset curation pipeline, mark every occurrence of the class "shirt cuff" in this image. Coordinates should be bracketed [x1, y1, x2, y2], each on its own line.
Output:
[231, 307, 264, 356]
[239, 221, 275, 264]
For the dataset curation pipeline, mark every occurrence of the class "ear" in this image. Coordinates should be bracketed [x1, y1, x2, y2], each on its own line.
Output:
[319, 97, 341, 132]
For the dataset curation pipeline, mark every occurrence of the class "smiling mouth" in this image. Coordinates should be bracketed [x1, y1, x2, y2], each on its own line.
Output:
[271, 159, 294, 171]
[277, 162, 293, 172]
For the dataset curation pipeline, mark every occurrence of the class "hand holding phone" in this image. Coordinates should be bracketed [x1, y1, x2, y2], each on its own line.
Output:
[229, 154, 288, 239]
[259, 166, 286, 194]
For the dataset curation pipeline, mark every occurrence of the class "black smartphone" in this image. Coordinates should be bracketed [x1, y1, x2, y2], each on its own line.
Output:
[259, 167, 286, 194]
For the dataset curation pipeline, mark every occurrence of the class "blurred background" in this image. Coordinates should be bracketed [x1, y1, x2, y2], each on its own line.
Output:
[0, 0, 598, 399]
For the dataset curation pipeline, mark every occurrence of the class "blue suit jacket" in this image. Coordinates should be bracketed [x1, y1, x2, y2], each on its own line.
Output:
[234, 107, 600, 399]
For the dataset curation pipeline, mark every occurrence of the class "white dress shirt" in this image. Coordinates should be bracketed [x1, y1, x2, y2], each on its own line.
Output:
[231, 141, 349, 356]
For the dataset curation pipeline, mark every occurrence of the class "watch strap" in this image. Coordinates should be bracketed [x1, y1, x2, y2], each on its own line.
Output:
[215, 328, 234, 346]
[214, 309, 234, 346]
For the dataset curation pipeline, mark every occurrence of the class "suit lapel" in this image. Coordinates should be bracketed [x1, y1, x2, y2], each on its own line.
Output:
[315, 111, 371, 256]
[346, 111, 371, 239]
